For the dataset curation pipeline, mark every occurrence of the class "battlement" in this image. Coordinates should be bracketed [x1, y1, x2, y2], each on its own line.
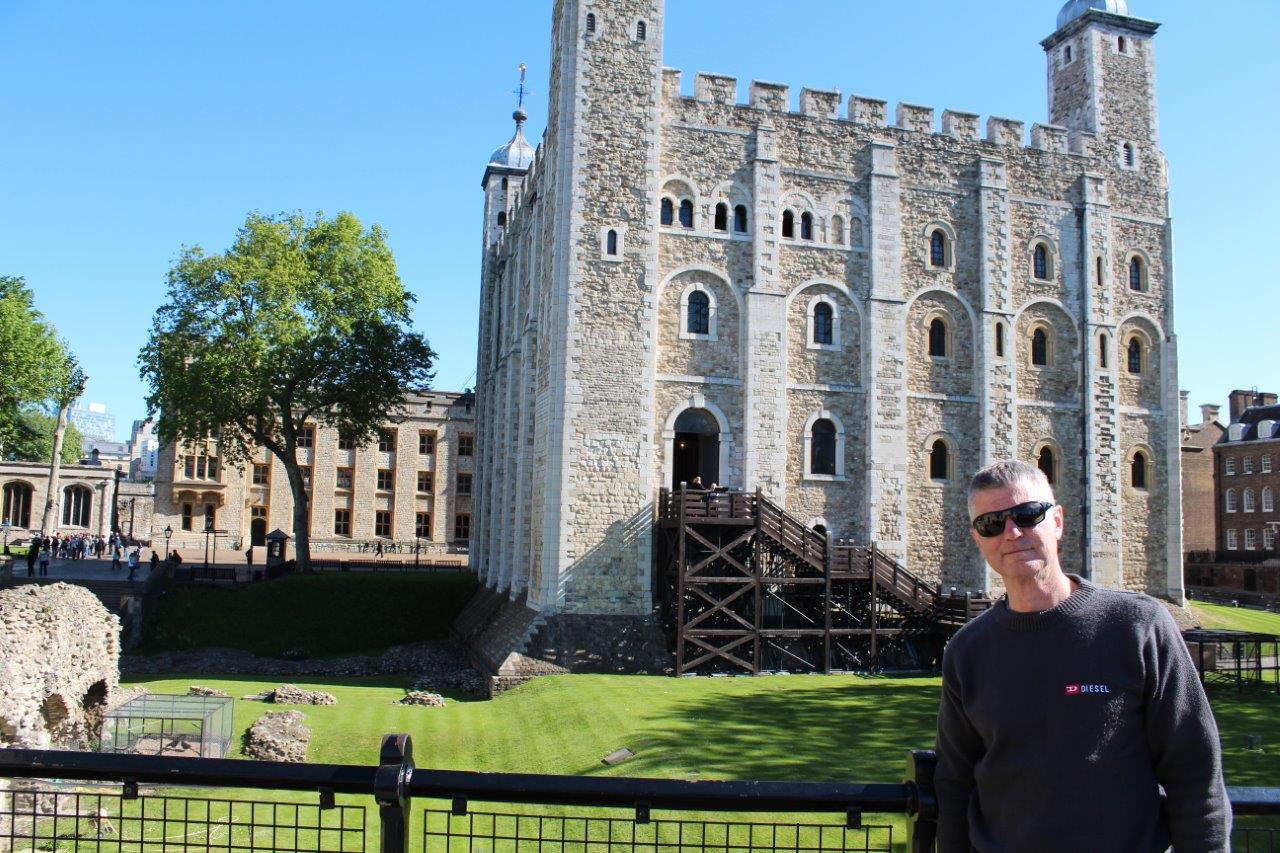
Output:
[662, 68, 1092, 157]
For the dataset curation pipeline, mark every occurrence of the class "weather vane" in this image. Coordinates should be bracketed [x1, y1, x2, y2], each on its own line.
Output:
[514, 63, 530, 112]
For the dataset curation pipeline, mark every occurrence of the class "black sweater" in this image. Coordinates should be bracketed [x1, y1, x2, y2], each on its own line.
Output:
[935, 577, 1230, 852]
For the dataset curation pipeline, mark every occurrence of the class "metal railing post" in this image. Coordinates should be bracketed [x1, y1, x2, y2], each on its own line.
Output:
[905, 749, 938, 853]
[375, 734, 414, 853]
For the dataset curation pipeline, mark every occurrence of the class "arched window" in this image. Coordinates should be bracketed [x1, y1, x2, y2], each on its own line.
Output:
[813, 523, 827, 536]
[678, 199, 694, 229]
[1099, 333, 1109, 368]
[502, 177, 508, 191]
[1263, 487, 1274, 513]
[929, 230, 947, 268]
[800, 212, 814, 241]
[606, 229, 618, 256]
[687, 290, 710, 335]
[636, 20, 647, 41]
[995, 322, 1005, 358]
[813, 302, 834, 345]
[1123, 143, 1135, 168]
[782, 210, 795, 239]
[714, 203, 728, 232]
[1244, 489, 1256, 513]
[1118, 36, 1127, 53]
[1031, 328, 1049, 366]
[830, 215, 844, 245]
[586, 12, 596, 34]
[1038, 446, 1056, 485]
[1033, 243, 1050, 280]
[62, 485, 91, 528]
[1127, 338, 1143, 374]
[1129, 257, 1145, 291]
[660, 197, 674, 226]
[928, 318, 948, 358]
[733, 205, 748, 233]
[496, 211, 506, 228]
[811, 419, 837, 476]
[1226, 489, 1238, 513]
[1130, 451, 1148, 489]
[2, 482, 32, 528]
[929, 439, 949, 481]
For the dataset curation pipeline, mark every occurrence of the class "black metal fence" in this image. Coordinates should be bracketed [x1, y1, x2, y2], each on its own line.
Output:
[1, 735, 1276, 851]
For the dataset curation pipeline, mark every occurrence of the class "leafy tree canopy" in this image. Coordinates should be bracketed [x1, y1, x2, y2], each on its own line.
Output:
[139, 211, 436, 568]
[0, 276, 67, 451]
[7, 407, 84, 465]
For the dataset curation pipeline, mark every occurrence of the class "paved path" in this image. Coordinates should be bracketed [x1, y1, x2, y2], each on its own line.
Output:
[4, 554, 156, 583]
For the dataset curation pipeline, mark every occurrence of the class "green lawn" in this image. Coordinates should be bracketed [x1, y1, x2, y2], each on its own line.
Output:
[124, 672, 1279, 787]
[138, 572, 478, 657]
[1192, 601, 1280, 635]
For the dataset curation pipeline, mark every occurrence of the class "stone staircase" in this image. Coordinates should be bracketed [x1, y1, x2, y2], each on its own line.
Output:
[450, 586, 565, 695]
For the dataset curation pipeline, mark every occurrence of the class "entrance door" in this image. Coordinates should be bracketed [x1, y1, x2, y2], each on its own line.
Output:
[251, 517, 267, 547]
[672, 408, 720, 489]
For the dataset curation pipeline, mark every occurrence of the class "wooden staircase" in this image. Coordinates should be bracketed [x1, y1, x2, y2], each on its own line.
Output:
[655, 488, 992, 675]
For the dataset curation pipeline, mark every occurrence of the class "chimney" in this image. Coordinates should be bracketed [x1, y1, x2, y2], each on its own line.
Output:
[1200, 404, 1221, 426]
[1228, 389, 1271, 422]
[1262, 393, 1279, 407]
[1179, 390, 1189, 428]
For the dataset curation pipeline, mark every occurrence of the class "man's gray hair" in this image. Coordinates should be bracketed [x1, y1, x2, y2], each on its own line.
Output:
[967, 459, 1054, 503]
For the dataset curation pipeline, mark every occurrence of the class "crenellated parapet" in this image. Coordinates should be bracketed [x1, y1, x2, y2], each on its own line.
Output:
[661, 69, 1103, 159]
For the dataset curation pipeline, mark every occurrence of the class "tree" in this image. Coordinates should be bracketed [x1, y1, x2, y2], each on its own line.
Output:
[39, 356, 87, 534]
[0, 276, 65, 454]
[8, 408, 84, 465]
[139, 211, 436, 572]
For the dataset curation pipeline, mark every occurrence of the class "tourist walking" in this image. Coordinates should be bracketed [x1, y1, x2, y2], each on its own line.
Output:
[37, 542, 50, 576]
[110, 544, 122, 572]
[126, 547, 140, 581]
[150, 551, 160, 572]
[25, 543, 37, 577]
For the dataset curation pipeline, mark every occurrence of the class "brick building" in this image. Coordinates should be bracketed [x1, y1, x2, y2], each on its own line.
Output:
[471, 0, 1182, 664]
[1215, 390, 1280, 561]
[152, 391, 475, 556]
[1180, 393, 1223, 553]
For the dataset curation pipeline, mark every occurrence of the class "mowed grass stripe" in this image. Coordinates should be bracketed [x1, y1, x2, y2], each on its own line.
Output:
[1192, 601, 1280, 635]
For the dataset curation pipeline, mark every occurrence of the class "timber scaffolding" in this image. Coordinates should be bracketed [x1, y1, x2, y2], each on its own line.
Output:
[655, 488, 993, 676]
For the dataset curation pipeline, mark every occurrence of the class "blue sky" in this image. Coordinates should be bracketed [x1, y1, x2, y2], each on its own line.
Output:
[1, 1, 1275, 441]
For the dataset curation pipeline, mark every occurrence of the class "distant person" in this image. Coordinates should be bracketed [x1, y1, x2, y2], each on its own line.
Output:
[110, 544, 122, 572]
[375, 540, 384, 558]
[126, 547, 140, 582]
[245, 546, 253, 566]
[37, 542, 50, 576]
[171, 550, 183, 566]
[25, 544, 38, 577]
[689, 476, 704, 491]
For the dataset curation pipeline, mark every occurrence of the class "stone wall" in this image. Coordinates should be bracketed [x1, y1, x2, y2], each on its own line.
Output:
[0, 583, 120, 748]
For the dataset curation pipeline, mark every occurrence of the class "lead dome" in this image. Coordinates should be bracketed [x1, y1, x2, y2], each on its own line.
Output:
[1057, 0, 1130, 30]
[488, 108, 535, 171]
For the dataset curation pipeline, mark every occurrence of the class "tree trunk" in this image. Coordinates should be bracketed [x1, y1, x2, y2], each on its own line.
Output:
[282, 456, 312, 573]
[39, 402, 71, 533]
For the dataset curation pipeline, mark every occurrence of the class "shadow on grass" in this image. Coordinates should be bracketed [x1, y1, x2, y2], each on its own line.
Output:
[575, 677, 941, 783]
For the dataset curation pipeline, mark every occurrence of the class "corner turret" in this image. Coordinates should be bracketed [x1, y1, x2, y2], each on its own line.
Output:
[482, 65, 535, 248]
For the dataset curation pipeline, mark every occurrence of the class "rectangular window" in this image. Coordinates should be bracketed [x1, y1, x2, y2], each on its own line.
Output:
[196, 456, 207, 479]
[337, 434, 356, 451]
[1264, 455, 1273, 474]
[1244, 456, 1255, 474]
[336, 467, 353, 490]
[334, 509, 351, 537]
[456, 473, 472, 495]
[419, 432, 436, 455]
[1225, 457, 1236, 475]
[253, 463, 270, 486]
[454, 513, 471, 541]
[1226, 529, 1238, 550]
[417, 471, 433, 493]
[377, 469, 394, 491]
[1266, 528, 1276, 551]
[183, 456, 195, 479]
[299, 466, 312, 491]
[416, 512, 431, 539]
[251, 505, 267, 520]
[379, 430, 396, 453]
[298, 425, 315, 449]
[458, 434, 474, 457]
[181, 503, 193, 531]
[1245, 529, 1258, 550]
[203, 505, 216, 531]
[375, 510, 393, 538]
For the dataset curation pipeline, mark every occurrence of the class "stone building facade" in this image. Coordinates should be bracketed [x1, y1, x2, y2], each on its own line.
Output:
[152, 391, 475, 554]
[1215, 390, 1280, 559]
[1181, 395, 1223, 554]
[0, 460, 121, 542]
[473, 0, 1183, 634]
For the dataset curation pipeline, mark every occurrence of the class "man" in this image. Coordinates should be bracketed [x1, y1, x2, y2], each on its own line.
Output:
[936, 460, 1230, 852]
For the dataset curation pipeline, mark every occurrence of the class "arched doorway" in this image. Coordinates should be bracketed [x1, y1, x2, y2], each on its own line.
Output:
[251, 517, 267, 547]
[672, 408, 720, 489]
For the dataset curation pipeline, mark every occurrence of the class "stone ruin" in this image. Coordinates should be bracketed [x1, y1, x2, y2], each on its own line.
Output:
[0, 583, 121, 749]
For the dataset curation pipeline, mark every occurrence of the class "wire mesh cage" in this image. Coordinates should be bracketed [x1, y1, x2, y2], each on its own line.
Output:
[100, 693, 235, 758]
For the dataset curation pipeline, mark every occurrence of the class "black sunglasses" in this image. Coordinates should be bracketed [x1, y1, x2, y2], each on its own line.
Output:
[971, 501, 1056, 538]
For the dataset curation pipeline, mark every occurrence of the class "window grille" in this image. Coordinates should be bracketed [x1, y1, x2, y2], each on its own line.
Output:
[687, 290, 710, 335]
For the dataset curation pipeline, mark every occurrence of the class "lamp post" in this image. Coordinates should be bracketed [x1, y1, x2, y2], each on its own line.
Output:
[128, 498, 136, 542]
[163, 525, 172, 560]
[203, 514, 214, 571]
[415, 533, 421, 568]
